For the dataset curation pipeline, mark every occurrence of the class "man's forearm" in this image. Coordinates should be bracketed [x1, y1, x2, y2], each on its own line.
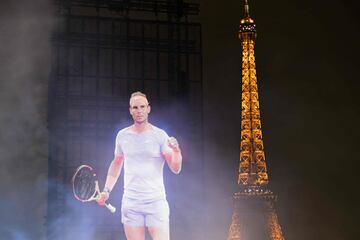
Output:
[104, 156, 123, 192]
[169, 150, 182, 174]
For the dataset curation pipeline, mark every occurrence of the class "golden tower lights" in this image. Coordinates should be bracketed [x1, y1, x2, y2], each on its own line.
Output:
[227, 1, 285, 239]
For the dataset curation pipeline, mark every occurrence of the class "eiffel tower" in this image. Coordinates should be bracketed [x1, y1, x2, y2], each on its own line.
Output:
[227, 1, 285, 239]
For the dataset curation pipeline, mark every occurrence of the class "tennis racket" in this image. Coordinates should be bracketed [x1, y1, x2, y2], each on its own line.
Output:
[72, 164, 116, 213]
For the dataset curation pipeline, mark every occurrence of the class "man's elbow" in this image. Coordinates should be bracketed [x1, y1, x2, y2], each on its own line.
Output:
[113, 155, 123, 166]
[172, 166, 181, 174]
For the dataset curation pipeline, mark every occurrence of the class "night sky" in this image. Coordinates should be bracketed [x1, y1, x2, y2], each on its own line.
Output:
[201, 0, 360, 239]
[1, 0, 360, 239]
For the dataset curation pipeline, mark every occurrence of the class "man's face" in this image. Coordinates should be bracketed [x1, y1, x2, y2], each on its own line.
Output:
[129, 96, 151, 124]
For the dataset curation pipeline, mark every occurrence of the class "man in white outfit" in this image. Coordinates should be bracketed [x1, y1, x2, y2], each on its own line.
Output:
[97, 91, 182, 240]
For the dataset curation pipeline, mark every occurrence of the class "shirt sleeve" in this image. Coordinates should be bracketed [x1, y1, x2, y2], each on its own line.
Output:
[114, 131, 123, 156]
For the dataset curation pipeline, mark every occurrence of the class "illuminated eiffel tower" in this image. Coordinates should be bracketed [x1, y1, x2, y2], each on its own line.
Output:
[227, 1, 285, 239]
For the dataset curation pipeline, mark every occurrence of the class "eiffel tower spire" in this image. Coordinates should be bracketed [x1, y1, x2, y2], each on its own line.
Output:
[227, 1, 285, 239]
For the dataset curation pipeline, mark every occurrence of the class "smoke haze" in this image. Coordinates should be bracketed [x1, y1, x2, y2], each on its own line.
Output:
[0, 0, 53, 239]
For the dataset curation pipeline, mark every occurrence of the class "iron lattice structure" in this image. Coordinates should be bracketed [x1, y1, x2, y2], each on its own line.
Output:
[227, 1, 285, 239]
[47, 1, 203, 239]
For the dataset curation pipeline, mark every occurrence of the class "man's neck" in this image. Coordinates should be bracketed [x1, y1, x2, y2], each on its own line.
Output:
[131, 122, 151, 133]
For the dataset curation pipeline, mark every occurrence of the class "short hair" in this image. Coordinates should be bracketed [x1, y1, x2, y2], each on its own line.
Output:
[130, 91, 147, 99]
[129, 91, 149, 106]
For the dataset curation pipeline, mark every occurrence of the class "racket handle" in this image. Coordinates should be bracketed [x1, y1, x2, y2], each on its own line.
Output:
[105, 203, 116, 213]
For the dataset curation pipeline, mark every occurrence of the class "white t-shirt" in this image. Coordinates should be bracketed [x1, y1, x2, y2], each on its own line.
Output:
[114, 125, 171, 201]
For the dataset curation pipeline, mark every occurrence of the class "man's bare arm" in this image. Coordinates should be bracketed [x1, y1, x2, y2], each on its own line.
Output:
[97, 154, 124, 205]
[104, 155, 124, 192]
[163, 137, 182, 174]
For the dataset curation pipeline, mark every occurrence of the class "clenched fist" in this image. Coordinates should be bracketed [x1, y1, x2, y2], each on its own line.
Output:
[168, 137, 180, 152]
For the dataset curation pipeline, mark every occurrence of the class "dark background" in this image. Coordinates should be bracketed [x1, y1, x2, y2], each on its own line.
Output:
[201, 0, 360, 239]
[0, 0, 359, 239]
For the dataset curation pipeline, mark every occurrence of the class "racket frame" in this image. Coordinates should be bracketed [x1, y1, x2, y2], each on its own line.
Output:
[72, 165, 116, 213]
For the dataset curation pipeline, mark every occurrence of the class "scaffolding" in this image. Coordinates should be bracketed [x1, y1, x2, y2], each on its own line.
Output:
[47, 0, 202, 239]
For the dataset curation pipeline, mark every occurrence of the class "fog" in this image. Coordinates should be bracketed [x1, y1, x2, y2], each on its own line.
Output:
[0, 0, 53, 239]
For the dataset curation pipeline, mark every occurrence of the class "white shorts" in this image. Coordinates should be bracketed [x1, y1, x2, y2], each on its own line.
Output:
[121, 197, 170, 227]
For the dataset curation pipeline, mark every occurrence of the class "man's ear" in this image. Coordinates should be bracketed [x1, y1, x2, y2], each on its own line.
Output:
[148, 105, 151, 114]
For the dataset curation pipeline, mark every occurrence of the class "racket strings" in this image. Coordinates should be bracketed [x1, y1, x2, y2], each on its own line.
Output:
[74, 169, 96, 200]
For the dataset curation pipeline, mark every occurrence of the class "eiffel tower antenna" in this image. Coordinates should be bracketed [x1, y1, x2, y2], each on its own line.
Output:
[227, 1, 285, 239]
[244, 0, 250, 18]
